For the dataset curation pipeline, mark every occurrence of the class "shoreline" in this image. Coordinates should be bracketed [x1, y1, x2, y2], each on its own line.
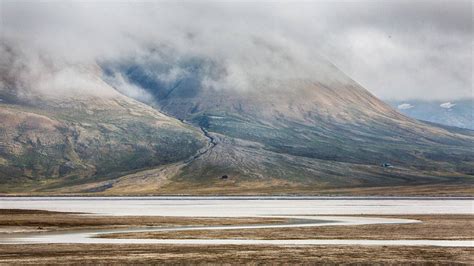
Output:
[1, 195, 473, 199]
[2, 182, 473, 197]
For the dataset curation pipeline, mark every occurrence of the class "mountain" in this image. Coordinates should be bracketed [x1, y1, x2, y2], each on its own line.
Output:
[0, 66, 207, 193]
[98, 56, 473, 194]
[388, 100, 474, 130]
[0, 53, 473, 195]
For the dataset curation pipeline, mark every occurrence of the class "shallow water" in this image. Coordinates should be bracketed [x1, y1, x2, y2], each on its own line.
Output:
[0, 215, 421, 245]
[1, 215, 472, 247]
[0, 196, 472, 216]
[1, 197, 472, 246]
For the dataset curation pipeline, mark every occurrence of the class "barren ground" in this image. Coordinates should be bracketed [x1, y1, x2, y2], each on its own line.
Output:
[1, 210, 472, 264]
[102, 215, 474, 241]
[0, 244, 472, 265]
[0, 209, 286, 233]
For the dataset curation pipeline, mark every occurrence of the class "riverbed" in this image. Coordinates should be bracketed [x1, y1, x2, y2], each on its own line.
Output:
[0, 197, 472, 247]
[0, 196, 472, 216]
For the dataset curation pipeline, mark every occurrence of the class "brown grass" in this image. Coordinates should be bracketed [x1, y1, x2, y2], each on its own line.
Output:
[0, 209, 286, 233]
[106, 182, 474, 196]
[0, 244, 472, 264]
[3, 182, 473, 196]
[103, 215, 474, 241]
[1, 210, 473, 264]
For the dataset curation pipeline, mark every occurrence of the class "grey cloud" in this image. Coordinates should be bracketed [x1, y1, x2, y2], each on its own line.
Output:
[0, 1, 471, 101]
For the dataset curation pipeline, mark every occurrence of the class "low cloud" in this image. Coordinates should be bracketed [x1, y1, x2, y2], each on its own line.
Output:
[440, 102, 456, 109]
[0, 1, 471, 101]
[397, 103, 415, 110]
[103, 72, 154, 103]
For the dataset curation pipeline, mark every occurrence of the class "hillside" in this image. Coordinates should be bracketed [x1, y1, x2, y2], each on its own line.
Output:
[0, 76, 206, 193]
[0, 53, 473, 195]
[98, 56, 474, 194]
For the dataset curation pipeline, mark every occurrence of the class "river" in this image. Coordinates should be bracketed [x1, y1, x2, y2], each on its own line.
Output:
[1, 197, 472, 246]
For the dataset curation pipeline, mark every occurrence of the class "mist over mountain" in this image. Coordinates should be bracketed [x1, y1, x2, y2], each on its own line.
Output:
[98, 53, 473, 194]
[0, 1, 472, 194]
[0, 54, 206, 192]
[2, 1, 471, 100]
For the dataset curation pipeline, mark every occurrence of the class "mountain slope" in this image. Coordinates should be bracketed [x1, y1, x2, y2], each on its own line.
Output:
[100, 57, 474, 193]
[0, 78, 206, 193]
[0, 52, 473, 195]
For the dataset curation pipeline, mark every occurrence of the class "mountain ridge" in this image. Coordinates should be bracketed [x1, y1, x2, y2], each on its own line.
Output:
[0, 54, 473, 195]
[0, 79, 207, 193]
[99, 55, 474, 194]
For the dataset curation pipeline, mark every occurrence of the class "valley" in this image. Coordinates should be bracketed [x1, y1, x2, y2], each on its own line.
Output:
[1, 2, 472, 264]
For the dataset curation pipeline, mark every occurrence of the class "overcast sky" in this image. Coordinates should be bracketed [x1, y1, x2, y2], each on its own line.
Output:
[1, 0, 472, 101]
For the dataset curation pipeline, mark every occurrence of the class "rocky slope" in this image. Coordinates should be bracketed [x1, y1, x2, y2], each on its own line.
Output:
[100, 56, 474, 194]
[0, 77, 206, 193]
[0, 53, 473, 194]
